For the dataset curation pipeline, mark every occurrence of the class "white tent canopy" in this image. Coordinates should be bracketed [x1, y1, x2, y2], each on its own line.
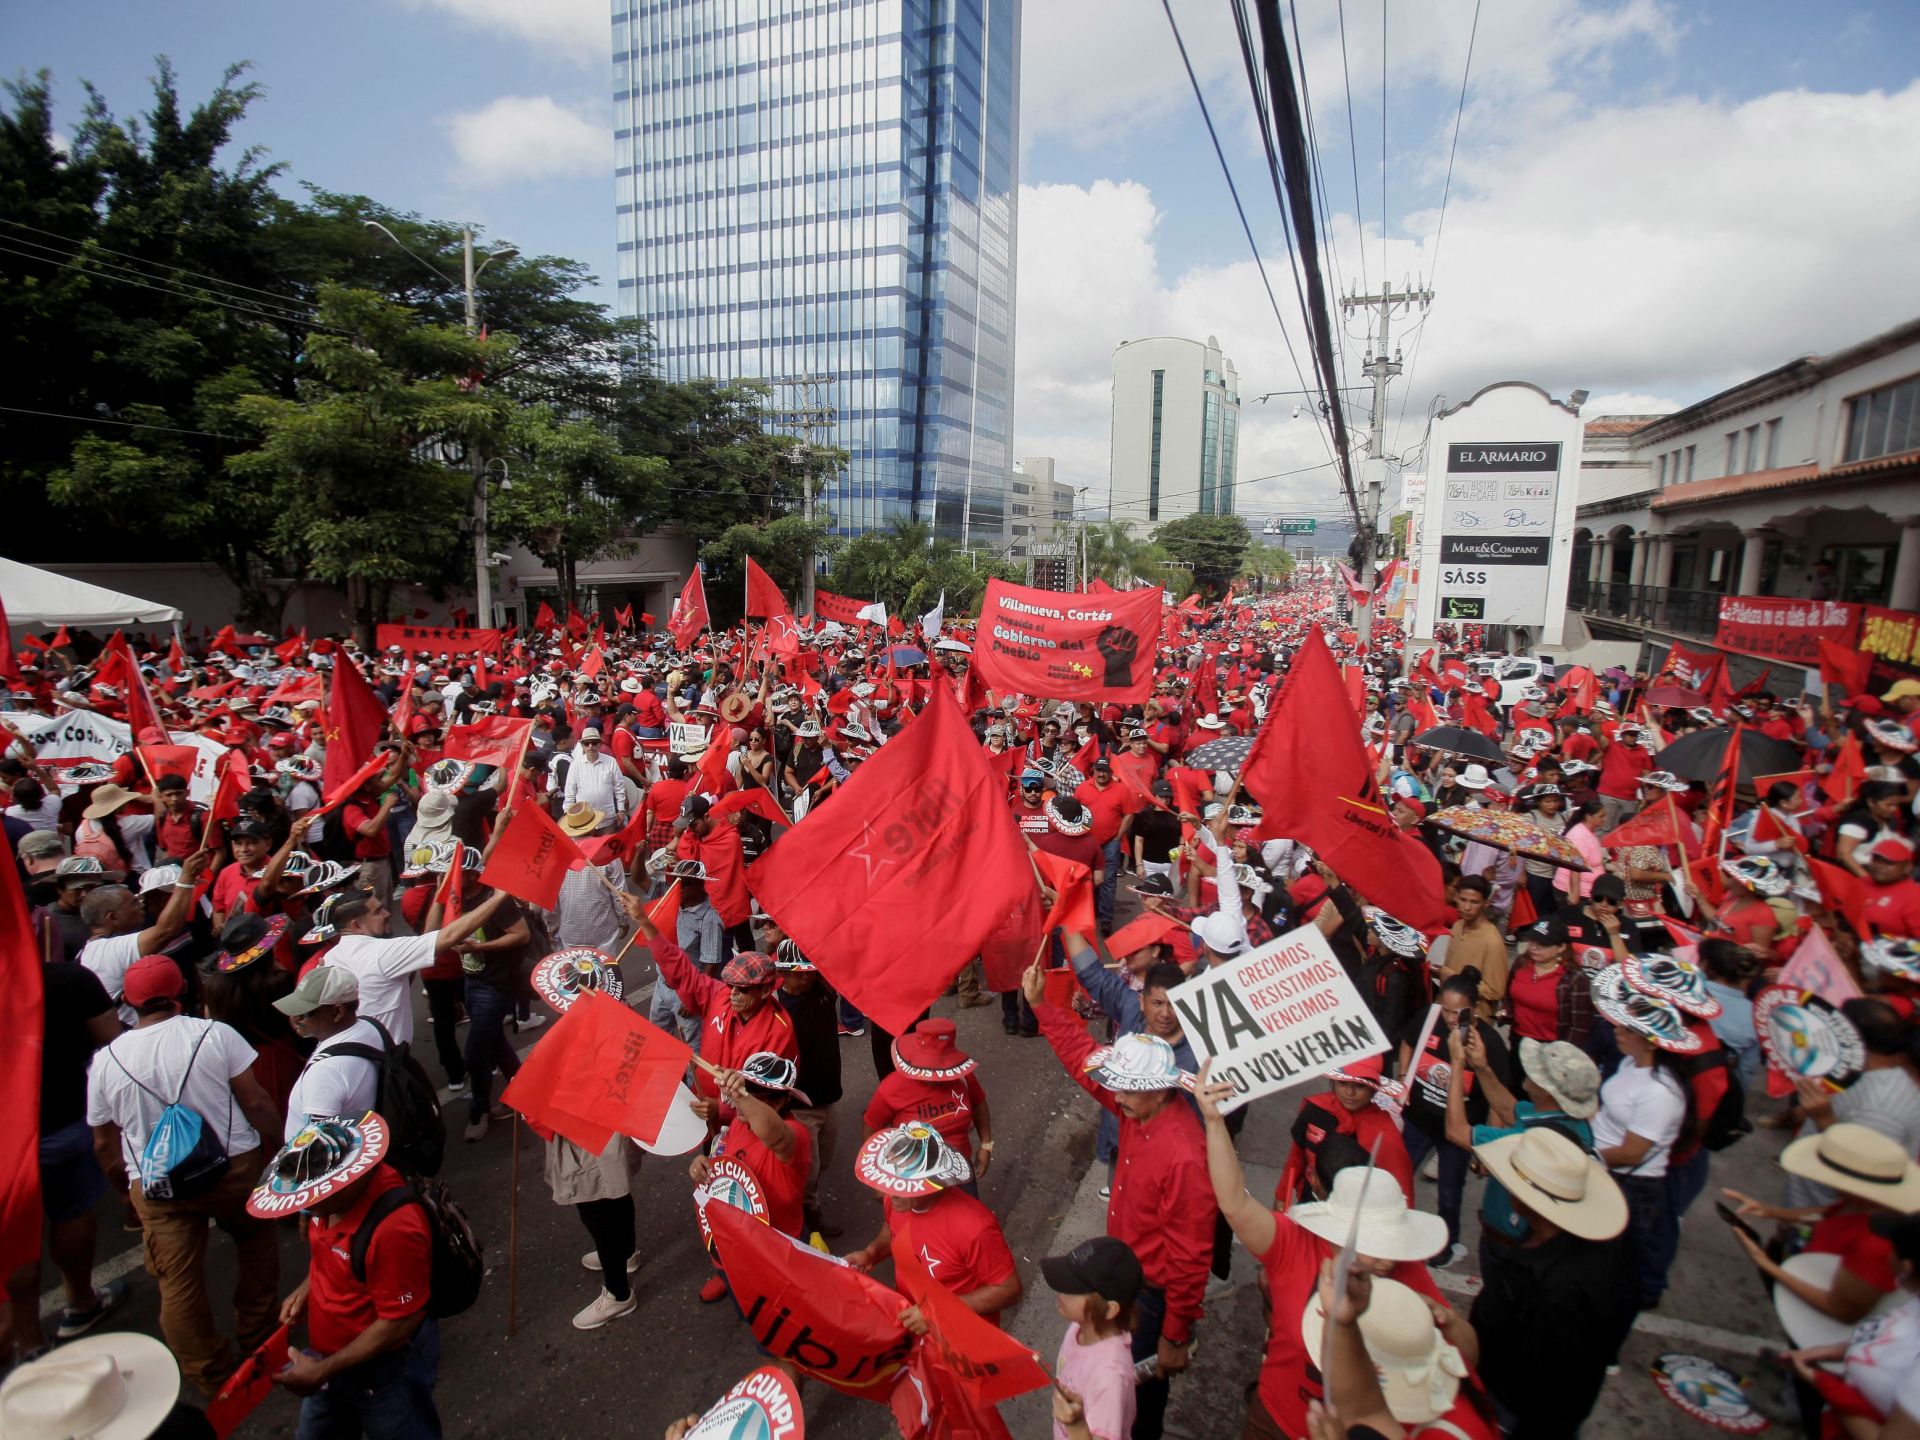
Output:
[0, 558, 182, 628]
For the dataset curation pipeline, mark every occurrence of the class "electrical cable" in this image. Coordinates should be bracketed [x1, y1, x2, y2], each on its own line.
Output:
[1337, 0, 1370, 298]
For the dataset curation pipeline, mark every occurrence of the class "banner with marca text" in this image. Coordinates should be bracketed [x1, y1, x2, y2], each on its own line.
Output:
[1714, 596, 1859, 664]
[971, 578, 1163, 702]
[374, 623, 505, 657]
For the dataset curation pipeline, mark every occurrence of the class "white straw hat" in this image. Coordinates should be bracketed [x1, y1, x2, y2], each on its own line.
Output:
[1289, 1166, 1448, 1262]
[0, 1332, 180, 1440]
[1299, 1277, 1469, 1423]
[1473, 1126, 1628, 1241]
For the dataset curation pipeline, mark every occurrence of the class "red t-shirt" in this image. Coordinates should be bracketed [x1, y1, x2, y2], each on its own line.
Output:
[722, 1116, 812, 1239]
[1507, 962, 1564, 1043]
[1597, 742, 1653, 800]
[1075, 779, 1141, 847]
[211, 864, 262, 922]
[1863, 879, 1920, 939]
[1807, 1209, 1898, 1294]
[886, 1191, 1017, 1322]
[1034, 827, 1103, 875]
[1561, 731, 1599, 763]
[343, 799, 391, 859]
[633, 691, 666, 729]
[304, 1165, 432, 1356]
[1256, 1214, 1444, 1437]
[864, 1072, 988, 1165]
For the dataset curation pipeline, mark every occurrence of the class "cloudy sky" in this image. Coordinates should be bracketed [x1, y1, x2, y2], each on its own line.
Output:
[11, 0, 1920, 527]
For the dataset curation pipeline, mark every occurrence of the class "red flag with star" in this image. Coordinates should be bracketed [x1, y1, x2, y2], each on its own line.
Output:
[746, 688, 1032, 1035]
[480, 803, 587, 909]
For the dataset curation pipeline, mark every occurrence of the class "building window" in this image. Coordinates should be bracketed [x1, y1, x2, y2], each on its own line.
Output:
[1656, 454, 1667, 486]
[1743, 425, 1761, 471]
[1822, 544, 1896, 604]
[1684, 444, 1696, 482]
[1763, 418, 1781, 469]
[1725, 432, 1742, 476]
[1844, 376, 1920, 464]
[1149, 369, 1165, 522]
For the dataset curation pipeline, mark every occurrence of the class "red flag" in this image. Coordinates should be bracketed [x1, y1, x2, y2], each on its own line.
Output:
[746, 688, 1034, 1036]
[1191, 653, 1219, 717]
[1242, 627, 1447, 929]
[1823, 733, 1868, 805]
[1706, 657, 1735, 716]
[1748, 805, 1796, 849]
[0, 595, 18, 686]
[614, 603, 634, 630]
[1459, 690, 1499, 737]
[165, 633, 186, 675]
[314, 753, 390, 818]
[444, 715, 535, 772]
[744, 557, 793, 621]
[712, 787, 792, 829]
[1809, 856, 1874, 941]
[322, 653, 388, 797]
[433, 841, 465, 929]
[692, 730, 735, 796]
[273, 630, 306, 663]
[703, 1196, 914, 1402]
[1407, 689, 1441, 732]
[1508, 883, 1539, 931]
[1655, 640, 1725, 694]
[566, 608, 589, 639]
[502, 990, 692, 1147]
[96, 633, 166, 739]
[1106, 911, 1181, 959]
[135, 743, 198, 788]
[451, 606, 471, 628]
[580, 646, 605, 681]
[1602, 803, 1684, 850]
[48, 623, 71, 650]
[1033, 850, 1096, 943]
[1817, 639, 1873, 695]
[891, 1341, 1018, 1440]
[533, 600, 557, 631]
[0, 832, 44, 1278]
[389, 678, 416, 741]
[480, 803, 586, 909]
[208, 624, 244, 658]
[1336, 561, 1371, 607]
[205, 754, 248, 830]
[1165, 765, 1208, 821]
[1733, 665, 1775, 701]
[575, 806, 651, 868]
[893, 1216, 1050, 1407]
[669, 567, 711, 648]
[204, 1321, 292, 1439]
[1699, 725, 1744, 856]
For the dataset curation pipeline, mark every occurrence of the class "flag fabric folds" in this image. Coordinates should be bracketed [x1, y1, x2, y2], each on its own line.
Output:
[322, 653, 389, 797]
[502, 990, 692, 1148]
[480, 803, 588, 909]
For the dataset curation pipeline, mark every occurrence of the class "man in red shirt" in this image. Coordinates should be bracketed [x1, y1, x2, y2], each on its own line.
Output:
[1112, 726, 1161, 789]
[690, 1053, 813, 1303]
[843, 1124, 1022, 1332]
[1862, 837, 1920, 939]
[1026, 959, 1213, 1440]
[675, 794, 752, 950]
[642, 755, 690, 856]
[864, 1020, 992, 1174]
[1593, 722, 1654, 824]
[1077, 757, 1141, 933]
[254, 1113, 439, 1434]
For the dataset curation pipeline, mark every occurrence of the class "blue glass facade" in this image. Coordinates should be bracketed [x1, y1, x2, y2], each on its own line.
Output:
[613, 0, 1020, 544]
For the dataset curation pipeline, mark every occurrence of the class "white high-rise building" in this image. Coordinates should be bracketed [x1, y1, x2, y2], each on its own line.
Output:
[1108, 335, 1240, 534]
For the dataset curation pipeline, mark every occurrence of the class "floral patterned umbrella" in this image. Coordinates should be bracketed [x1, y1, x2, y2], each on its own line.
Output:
[1424, 804, 1590, 870]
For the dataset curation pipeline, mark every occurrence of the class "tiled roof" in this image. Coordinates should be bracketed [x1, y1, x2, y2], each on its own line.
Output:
[1826, 448, 1920, 482]
[1649, 465, 1820, 511]
[1584, 417, 1658, 436]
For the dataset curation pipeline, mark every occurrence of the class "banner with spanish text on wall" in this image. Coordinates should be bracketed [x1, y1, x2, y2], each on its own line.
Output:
[373, 623, 505, 657]
[971, 578, 1163, 702]
[1714, 597, 1859, 663]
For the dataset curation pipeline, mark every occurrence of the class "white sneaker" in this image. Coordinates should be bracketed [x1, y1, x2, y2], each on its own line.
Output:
[1420, 1151, 1441, 1182]
[572, 1287, 637, 1330]
[582, 1250, 643, 1275]
[447, 1078, 470, 1097]
[518, 1013, 547, 1032]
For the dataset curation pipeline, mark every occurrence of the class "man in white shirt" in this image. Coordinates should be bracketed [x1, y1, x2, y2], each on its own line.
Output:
[561, 728, 627, 833]
[277, 966, 382, 1142]
[79, 850, 210, 1026]
[85, 953, 282, 1396]
[323, 883, 507, 1047]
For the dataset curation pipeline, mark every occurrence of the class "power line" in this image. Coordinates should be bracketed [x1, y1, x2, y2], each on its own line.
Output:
[1389, 0, 1482, 460]
[0, 402, 240, 441]
[1380, 0, 1389, 281]
[0, 216, 324, 309]
[0, 239, 333, 333]
[1337, 0, 1370, 299]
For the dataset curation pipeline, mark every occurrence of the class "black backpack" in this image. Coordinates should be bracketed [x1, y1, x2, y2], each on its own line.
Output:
[315, 806, 359, 864]
[1679, 1048, 1751, 1152]
[349, 1179, 484, 1318]
[327, 1017, 447, 1178]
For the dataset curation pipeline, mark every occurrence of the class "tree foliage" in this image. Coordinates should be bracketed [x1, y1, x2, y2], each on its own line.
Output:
[827, 520, 1023, 619]
[1153, 513, 1252, 593]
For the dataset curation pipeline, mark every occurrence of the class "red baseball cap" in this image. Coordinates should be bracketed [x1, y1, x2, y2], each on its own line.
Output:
[1867, 837, 1916, 864]
[122, 955, 186, 1008]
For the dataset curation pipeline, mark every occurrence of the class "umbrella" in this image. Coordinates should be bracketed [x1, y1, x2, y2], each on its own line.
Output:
[1410, 725, 1507, 765]
[1655, 724, 1802, 785]
[1425, 805, 1590, 870]
[879, 644, 927, 667]
[1184, 735, 1256, 774]
[1604, 666, 1633, 683]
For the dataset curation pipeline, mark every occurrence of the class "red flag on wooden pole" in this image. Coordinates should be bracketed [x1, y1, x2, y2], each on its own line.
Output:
[480, 803, 587, 909]
[893, 1216, 1051, 1407]
[322, 653, 389, 797]
[502, 991, 692, 1147]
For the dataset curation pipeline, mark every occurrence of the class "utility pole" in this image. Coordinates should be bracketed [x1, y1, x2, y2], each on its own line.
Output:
[767, 374, 835, 615]
[1342, 280, 1432, 650]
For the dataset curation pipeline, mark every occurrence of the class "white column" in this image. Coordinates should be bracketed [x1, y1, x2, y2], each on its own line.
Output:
[1586, 540, 1604, 583]
[1597, 535, 1617, 583]
[1649, 534, 1675, 590]
[1737, 529, 1770, 597]
[1890, 516, 1920, 612]
[1628, 532, 1650, 586]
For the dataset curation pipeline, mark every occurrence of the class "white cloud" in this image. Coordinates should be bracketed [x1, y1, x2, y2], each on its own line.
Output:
[1015, 78, 1920, 525]
[396, 0, 606, 67]
[441, 96, 607, 187]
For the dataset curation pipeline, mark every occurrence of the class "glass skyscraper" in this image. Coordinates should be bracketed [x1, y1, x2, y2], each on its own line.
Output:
[613, 1, 1020, 545]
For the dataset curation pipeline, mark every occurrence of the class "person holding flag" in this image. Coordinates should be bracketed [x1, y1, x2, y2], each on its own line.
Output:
[688, 1053, 812, 1304]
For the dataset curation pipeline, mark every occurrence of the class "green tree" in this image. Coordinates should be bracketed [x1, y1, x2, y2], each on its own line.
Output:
[829, 519, 1022, 620]
[1154, 513, 1252, 594]
[1237, 539, 1297, 589]
[699, 515, 842, 625]
[223, 285, 507, 643]
[1080, 520, 1181, 591]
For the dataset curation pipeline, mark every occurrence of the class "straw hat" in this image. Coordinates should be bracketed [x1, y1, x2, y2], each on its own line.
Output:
[0, 1332, 180, 1440]
[1299, 1277, 1469, 1424]
[1780, 1123, 1920, 1212]
[80, 784, 141, 821]
[1289, 1166, 1449, 1262]
[558, 802, 605, 837]
[1515, 1038, 1602, 1120]
[892, 1019, 977, 1081]
[1084, 1032, 1195, 1093]
[855, 1122, 972, 1198]
[1473, 1127, 1628, 1240]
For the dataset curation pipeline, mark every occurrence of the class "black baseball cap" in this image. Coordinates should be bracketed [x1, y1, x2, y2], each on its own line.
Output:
[1041, 1236, 1143, 1305]
[228, 818, 272, 840]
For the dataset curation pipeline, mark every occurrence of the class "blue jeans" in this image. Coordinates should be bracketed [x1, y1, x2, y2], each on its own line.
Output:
[463, 979, 521, 1124]
[1617, 1170, 1679, 1311]
[1097, 838, 1121, 932]
[837, 996, 866, 1031]
[1402, 1123, 1468, 1254]
[1131, 1284, 1170, 1440]
[295, 1316, 441, 1440]
[1667, 1147, 1711, 1222]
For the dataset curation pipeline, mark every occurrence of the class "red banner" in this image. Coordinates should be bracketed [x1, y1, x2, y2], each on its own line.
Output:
[0, 833, 44, 1279]
[374, 623, 506, 657]
[812, 589, 872, 626]
[971, 578, 1163, 702]
[1860, 606, 1920, 672]
[1714, 597, 1860, 664]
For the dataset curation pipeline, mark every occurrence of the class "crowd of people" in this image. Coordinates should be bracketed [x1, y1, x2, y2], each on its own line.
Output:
[3, 571, 1920, 1440]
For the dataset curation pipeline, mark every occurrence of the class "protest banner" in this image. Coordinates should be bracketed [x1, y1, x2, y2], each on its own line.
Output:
[970, 578, 1163, 703]
[373, 622, 505, 656]
[6, 710, 228, 803]
[669, 720, 711, 756]
[1166, 921, 1389, 1114]
[1714, 596, 1860, 664]
[812, 588, 873, 626]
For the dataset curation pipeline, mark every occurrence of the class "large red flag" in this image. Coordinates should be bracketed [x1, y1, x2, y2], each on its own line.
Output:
[893, 1217, 1050, 1408]
[322, 653, 388, 797]
[746, 688, 1034, 1035]
[1817, 639, 1873, 695]
[314, 753, 391, 818]
[1824, 733, 1868, 804]
[443, 714, 535, 772]
[533, 600, 558, 632]
[744, 557, 793, 621]
[1032, 850, 1096, 943]
[479, 803, 586, 909]
[1241, 627, 1447, 929]
[135, 743, 199, 788]
[502, 990, 692, 1147]
[96, 633, 166, 739]
[0, 832, 44, 1278]
[704, 1196, 914, 1402]
[669, 567, 711, 648]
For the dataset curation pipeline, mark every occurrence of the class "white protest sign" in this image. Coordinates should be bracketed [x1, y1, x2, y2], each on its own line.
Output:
[7, 710, 230, 804]
[668, 720, 711, 756]
[1167, 921, 1388, 1113]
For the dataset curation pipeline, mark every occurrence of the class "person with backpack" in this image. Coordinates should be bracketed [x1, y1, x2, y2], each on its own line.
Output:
[277, 966, 382, 1141]
[83, 954, 283, 1397]
[252, 1114, 444, 1437]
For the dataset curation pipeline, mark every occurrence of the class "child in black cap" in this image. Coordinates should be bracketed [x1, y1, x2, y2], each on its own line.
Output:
[1042, 1235, 1142, 1440]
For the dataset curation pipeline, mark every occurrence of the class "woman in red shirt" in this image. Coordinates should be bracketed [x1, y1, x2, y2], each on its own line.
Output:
[1503, 916, 1594, 1046]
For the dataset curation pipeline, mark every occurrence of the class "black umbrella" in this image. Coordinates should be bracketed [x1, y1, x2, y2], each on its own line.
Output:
[1410, 725, 1507, 765]
[1184, 734, 1256, 774]
[1655, 723, 1803, 785]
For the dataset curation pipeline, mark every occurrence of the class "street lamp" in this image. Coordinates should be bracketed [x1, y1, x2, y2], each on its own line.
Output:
[363, 220, 518, 625]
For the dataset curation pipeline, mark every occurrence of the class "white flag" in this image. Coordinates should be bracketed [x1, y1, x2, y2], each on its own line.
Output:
[855, 600, 888, 627]
[920, 591, 945, 642]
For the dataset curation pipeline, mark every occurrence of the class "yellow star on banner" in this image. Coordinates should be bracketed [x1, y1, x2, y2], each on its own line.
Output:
[1069, 662, 1093, 677]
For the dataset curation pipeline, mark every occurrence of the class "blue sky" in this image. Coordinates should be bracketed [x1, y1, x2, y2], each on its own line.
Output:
[8, 0, 1920, 521]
